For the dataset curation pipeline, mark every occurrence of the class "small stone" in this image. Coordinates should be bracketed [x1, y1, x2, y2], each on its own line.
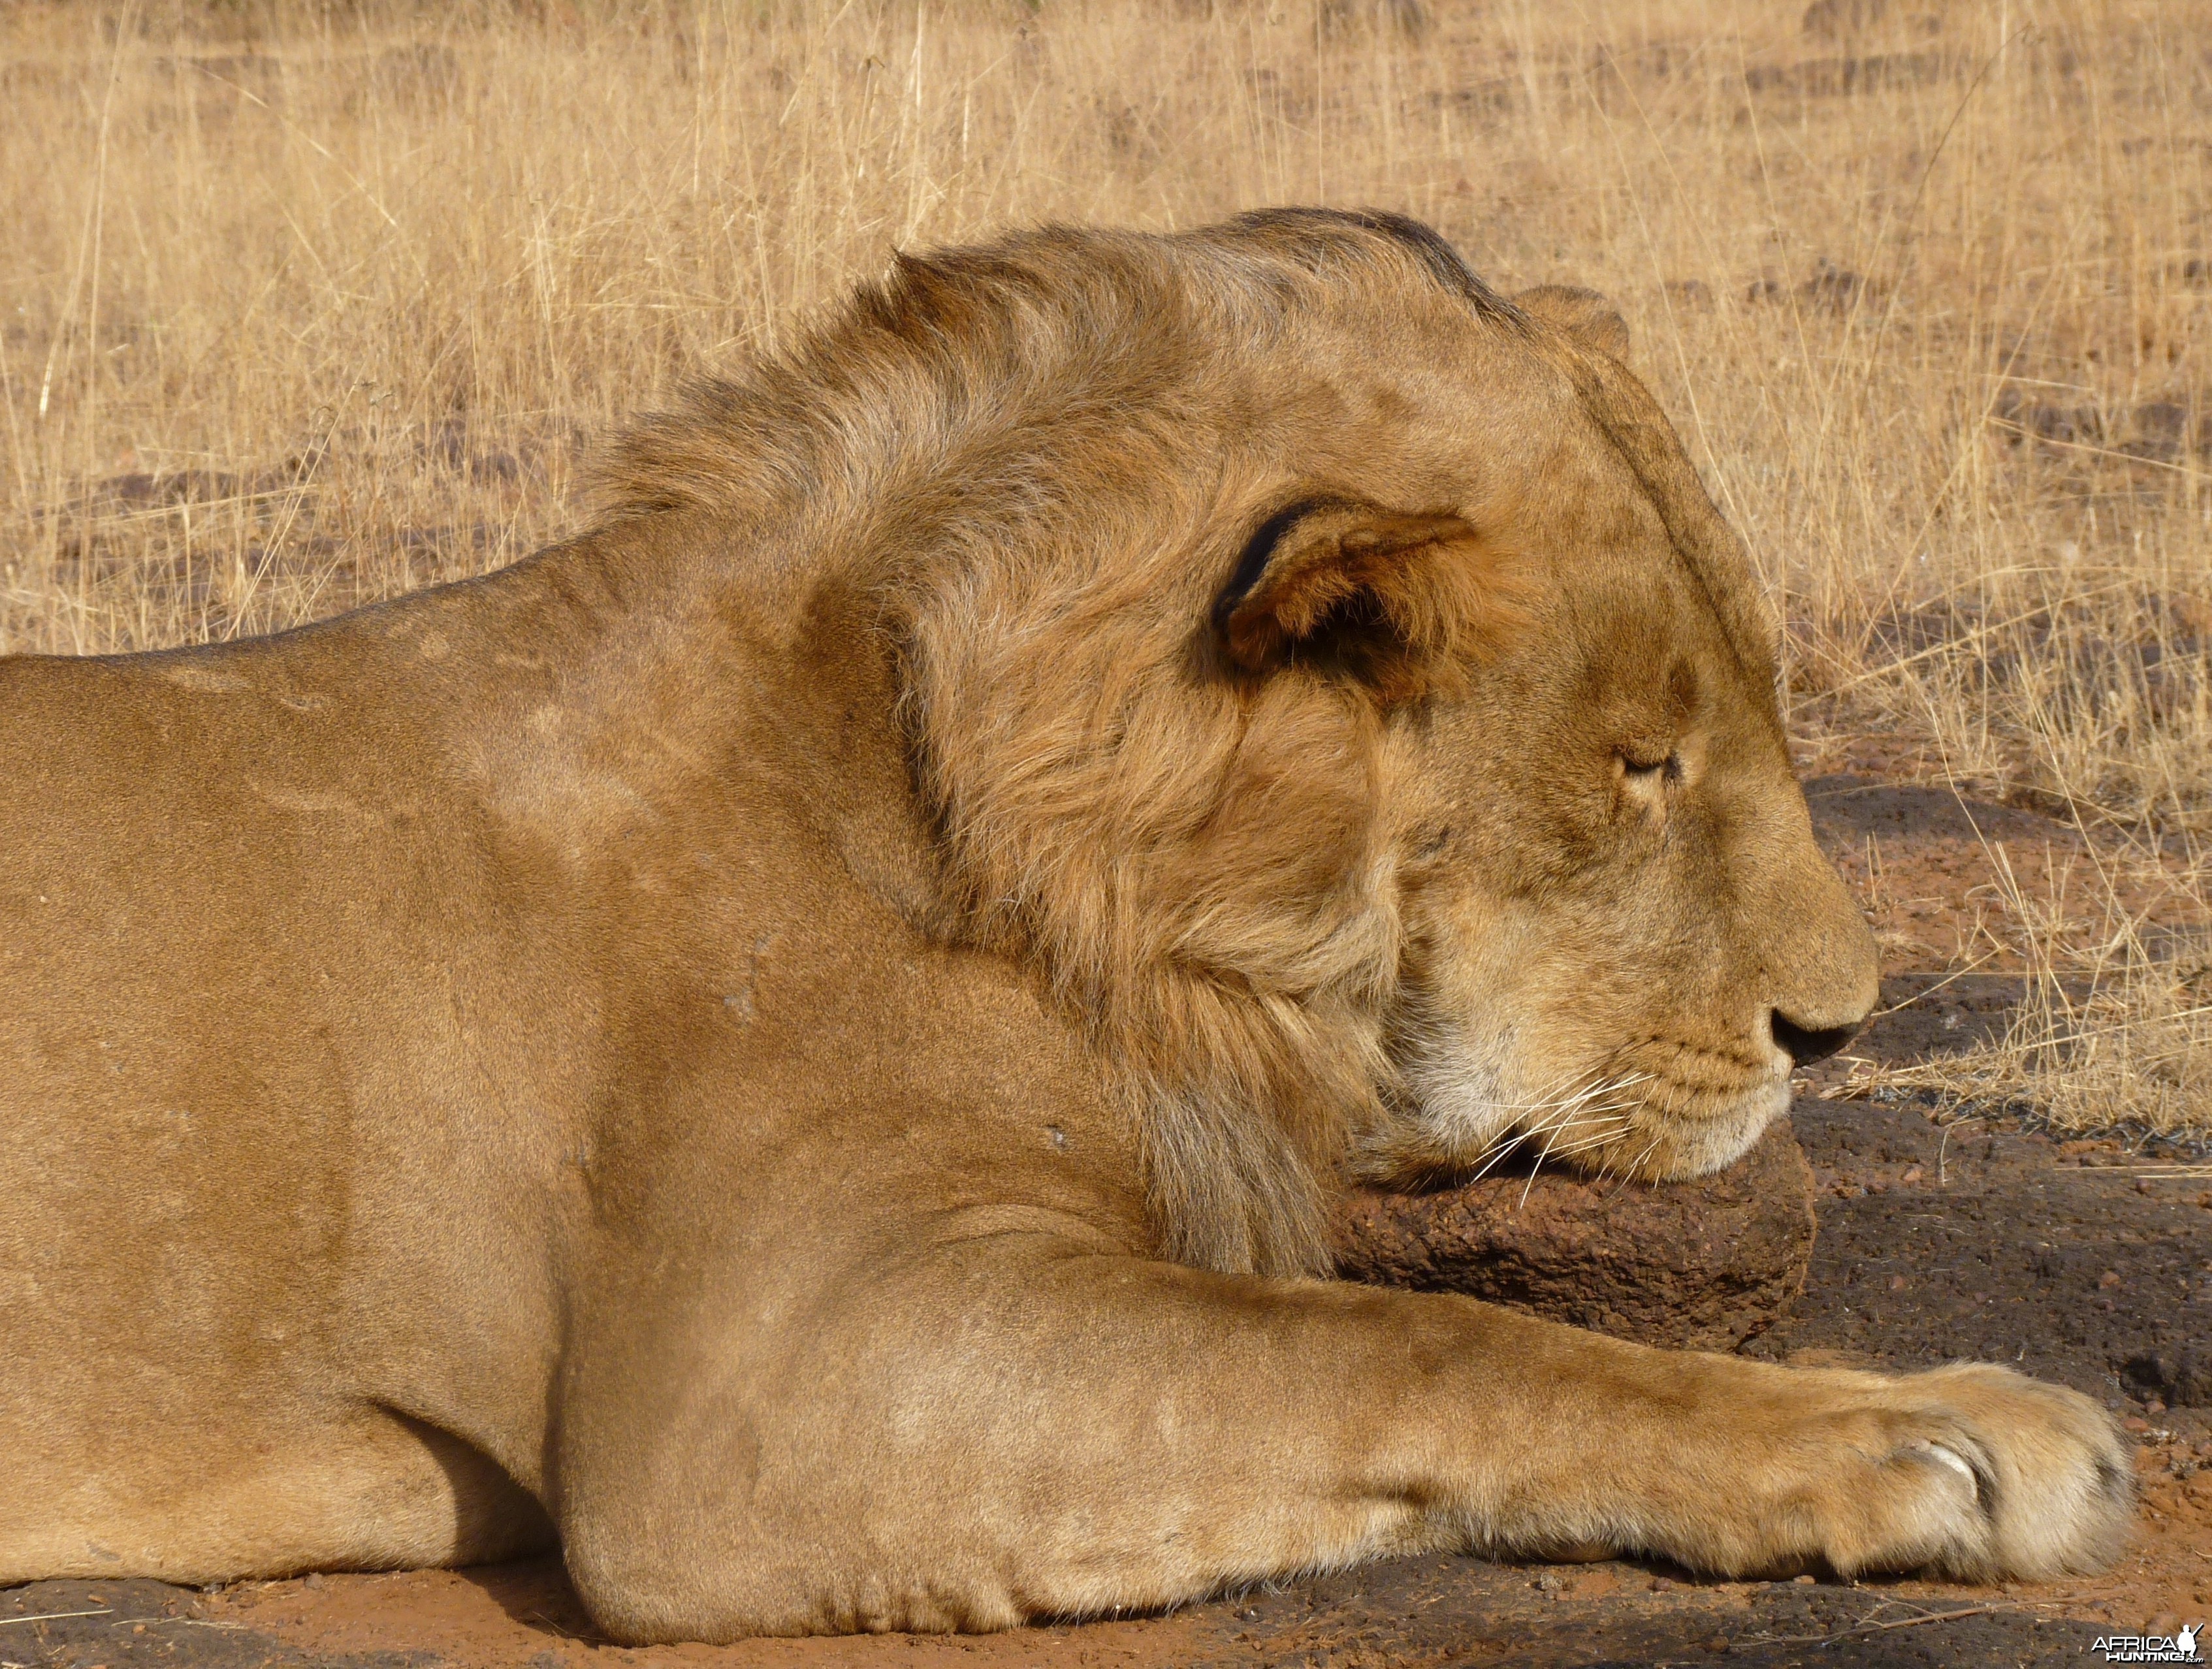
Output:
[1706, 1636, 1733, 1655]
[1793, 1574, 1817, 1584]
[2124, 1416, 2151, 1433]
[1900, 1166, 1923, 1184]
[302, 1571, 325, 1590]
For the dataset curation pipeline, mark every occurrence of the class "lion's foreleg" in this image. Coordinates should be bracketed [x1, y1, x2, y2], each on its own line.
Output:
[558, 1239, 2132, 1642]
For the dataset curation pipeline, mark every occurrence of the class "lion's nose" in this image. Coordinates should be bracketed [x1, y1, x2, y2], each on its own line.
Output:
[1769, 1009, 1859, 1066]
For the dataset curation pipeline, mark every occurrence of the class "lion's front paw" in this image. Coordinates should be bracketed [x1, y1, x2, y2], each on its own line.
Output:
[1776, 1363, 2134, 1582]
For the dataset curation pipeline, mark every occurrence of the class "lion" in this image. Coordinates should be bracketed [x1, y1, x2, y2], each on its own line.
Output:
[0, 209, 2130, 1642]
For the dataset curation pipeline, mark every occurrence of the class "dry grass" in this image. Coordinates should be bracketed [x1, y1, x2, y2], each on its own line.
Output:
[3, 0, 2211, 1137]
[1836, 838, 2212, 1141]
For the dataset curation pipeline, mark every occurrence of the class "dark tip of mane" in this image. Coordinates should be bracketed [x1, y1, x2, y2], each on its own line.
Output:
[868, 248, 989, 342]
[1226, 207, 1526, 326]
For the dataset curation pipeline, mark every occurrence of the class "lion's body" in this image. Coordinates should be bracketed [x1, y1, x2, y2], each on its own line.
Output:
[2, 537, 1146, 1592]
[1, 214, 2131, 1640]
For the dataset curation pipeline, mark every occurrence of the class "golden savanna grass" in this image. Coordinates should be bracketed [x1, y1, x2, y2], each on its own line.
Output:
[3, 0, 2209, 1139]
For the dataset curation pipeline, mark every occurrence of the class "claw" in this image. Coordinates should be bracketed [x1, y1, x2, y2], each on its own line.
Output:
[1915, 1440, 1979, 1499]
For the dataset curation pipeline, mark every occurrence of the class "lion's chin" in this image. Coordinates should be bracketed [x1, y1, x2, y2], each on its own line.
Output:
[1385, 1043, 1793, 1188]
[1581, 1075, 1791, 1183]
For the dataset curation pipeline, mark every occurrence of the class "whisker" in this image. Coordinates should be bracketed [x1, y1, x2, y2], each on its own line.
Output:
[1463, 1104, 1609, 1176]
[1445, 1066, 1654, 1189]
[1622, 1130, 1666, 1181]
[1513, 1073, 1648, 1207]
[1532, 1125, 1633, 1160]
[1520, 1105, 1580, 1209]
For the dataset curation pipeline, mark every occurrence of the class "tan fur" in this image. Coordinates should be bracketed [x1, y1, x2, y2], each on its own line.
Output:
[1, 210, 2130, 1640]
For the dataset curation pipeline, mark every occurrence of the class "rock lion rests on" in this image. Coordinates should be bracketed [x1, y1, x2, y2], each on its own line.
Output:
[0, 210, 2130, 1642]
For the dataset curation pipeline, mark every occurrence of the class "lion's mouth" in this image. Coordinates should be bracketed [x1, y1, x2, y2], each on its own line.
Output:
[1387, 1025, 1791, 1186]
[1611, 1033, 1783, 1100]
[1546, 1054, 1791, 1182]
[1494, 1045, 1791, 1183]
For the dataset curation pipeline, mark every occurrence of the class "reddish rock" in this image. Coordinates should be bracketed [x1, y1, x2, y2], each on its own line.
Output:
[1334, 1119, 1817, 1350]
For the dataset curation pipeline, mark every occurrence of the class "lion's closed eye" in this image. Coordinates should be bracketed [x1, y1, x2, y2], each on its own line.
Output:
[1616, 748, 1680, 787]
[1613, 749, 1682, 829]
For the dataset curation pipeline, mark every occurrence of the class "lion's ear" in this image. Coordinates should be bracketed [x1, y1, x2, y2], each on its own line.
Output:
[1515, 284, 1629, 358]
[1211, 498, 1522, 700]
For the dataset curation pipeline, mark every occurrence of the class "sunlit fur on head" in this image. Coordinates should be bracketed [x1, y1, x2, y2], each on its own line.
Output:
[591, 210, 1799, 1279]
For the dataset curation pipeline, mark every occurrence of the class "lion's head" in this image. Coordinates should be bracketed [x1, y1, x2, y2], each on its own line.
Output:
[599, 209, 1878, 1278]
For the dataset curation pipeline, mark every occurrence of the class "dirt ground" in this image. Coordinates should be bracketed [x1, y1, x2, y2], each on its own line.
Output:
[7, 769, 2209, 1669]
